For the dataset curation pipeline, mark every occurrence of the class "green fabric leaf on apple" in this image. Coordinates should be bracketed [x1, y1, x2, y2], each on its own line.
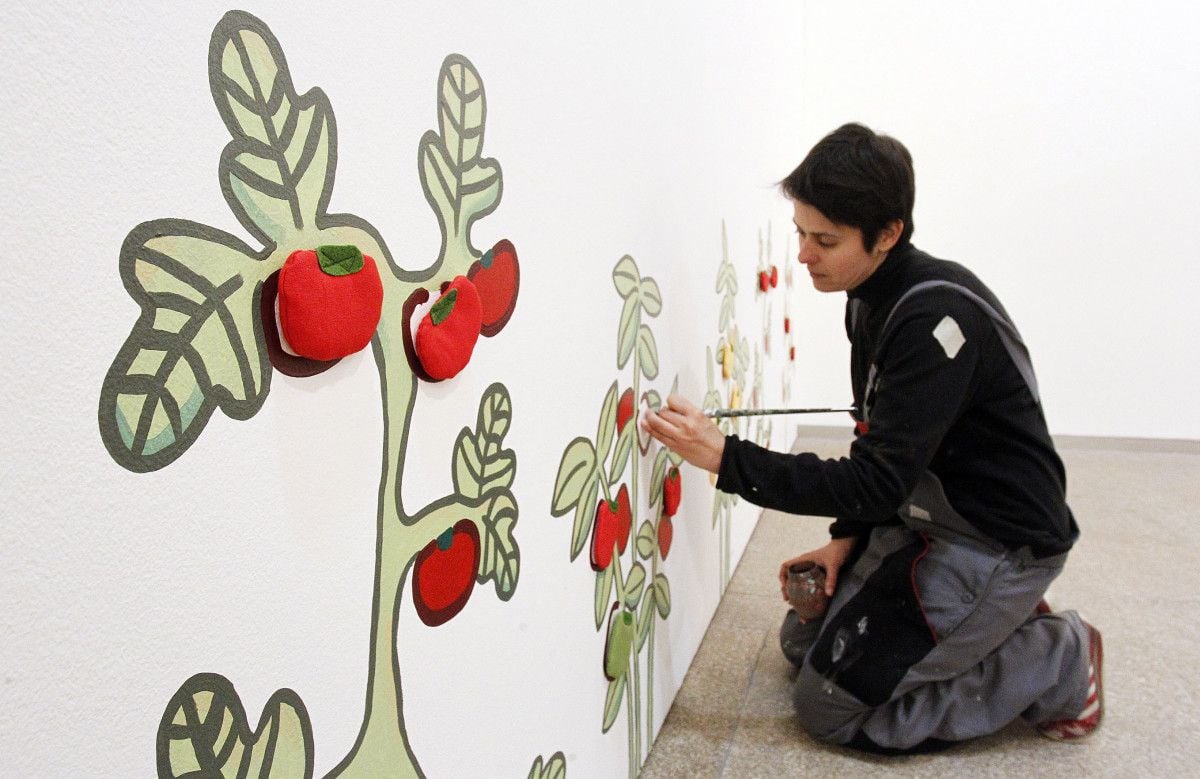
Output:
[316, 244, 364, 276]
[431, 289, 459, 325]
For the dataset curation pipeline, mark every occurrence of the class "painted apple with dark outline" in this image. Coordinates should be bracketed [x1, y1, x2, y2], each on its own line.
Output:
[663, 466, 681, 517]
[468, 238, 520, 337]
[413, 519, 480, 627]
[590, 483, 632, 570]
[658, 514, 673, 559]
[617, 387, 635, 435]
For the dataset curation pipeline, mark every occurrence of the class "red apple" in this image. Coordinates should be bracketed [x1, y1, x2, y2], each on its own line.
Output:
[784, 317, 791, 334]
[758, 270, 769, 292]
[658, 514, 674, 559]
[663, 466, 681, 517]
[590, 499, 618, 571]
[617, 388, 635, 434]
[413, 276, 483, 380]
[615, 483, 632, 554]
[413, 519, 480, 626]
[590, 484, 632, 570]
[468, 239, 520, 337]
[770, 265, 779, 287]
[276, 246, 384, 362]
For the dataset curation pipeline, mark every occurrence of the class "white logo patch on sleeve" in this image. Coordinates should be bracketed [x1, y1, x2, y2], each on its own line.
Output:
[933, 315, 966, 359]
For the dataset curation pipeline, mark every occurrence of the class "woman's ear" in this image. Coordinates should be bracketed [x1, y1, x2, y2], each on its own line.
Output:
[875, 219, 904, 255]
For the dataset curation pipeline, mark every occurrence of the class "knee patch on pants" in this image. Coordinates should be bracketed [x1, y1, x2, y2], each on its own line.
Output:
[807, 536, 937, 707]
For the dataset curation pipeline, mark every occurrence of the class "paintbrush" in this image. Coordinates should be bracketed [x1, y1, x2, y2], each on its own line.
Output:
[704, 406, 856, 419]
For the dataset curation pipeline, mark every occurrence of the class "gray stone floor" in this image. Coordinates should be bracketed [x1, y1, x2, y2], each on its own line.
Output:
[642, 431, 1200, 777]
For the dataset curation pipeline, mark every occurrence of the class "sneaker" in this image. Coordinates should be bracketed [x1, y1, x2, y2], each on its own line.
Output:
[1038, 621, 1104, 741]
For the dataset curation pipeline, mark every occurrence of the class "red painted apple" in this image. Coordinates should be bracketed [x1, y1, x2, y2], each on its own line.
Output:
[468, 239, 520, 337]
[663, 466, 682, 517]
[276, 245, 384, 362]
[770, 265, 779, 288]
[758, 270, 769, 292]
[790, 346, 796, 361]
[617, 388, 635, 434]
[413, 276, 483, 380]
[784, 317, 791, 334]
[413, 519, 480, 626]
[614, 483, 632, 554]
[590, 483, 632, 570]
[590, 498, 618, 571]
[658, 514, 674, 559]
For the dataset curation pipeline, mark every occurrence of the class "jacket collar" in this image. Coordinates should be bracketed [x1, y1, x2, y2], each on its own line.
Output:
[848, 242, 916, 309]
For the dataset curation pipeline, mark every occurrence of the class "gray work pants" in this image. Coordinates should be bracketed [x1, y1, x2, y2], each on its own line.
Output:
[779, 522, 1090, 752]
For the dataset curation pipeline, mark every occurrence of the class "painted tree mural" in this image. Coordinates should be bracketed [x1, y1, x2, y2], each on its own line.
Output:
[97, 12, 527, 778]
[550, 256, 683, 778]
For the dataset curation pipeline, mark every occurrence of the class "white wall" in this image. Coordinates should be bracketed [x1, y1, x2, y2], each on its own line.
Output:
[0, 2, 802, 776]
[790, 0, 1200, 440]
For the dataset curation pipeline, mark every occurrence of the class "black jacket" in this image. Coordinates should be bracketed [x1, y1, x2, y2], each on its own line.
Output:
[717, 244, 1078, 557]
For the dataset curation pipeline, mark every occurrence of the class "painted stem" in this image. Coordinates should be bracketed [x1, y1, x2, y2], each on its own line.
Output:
[328, 312, 421, 778]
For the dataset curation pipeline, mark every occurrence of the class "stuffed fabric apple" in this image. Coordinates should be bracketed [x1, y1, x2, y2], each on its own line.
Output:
[277, 245, 383, 361]
[414, 276, 483, 380]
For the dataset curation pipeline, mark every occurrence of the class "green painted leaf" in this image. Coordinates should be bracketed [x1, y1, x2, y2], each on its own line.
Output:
[157, 672, 313, 779]
[431, 289, 458, 325]
[612, 255, 640, 299]
[595, 562, 615, 630]
[735, 334, 751, 382]
[479, 491, 519, 599]
[315, 244, 363, 276]
[99, 221, 270, 473]
[528, 752, 567, 779]
[717, 262, 738, 296]
[637, 324, 659, 380]
[636, 591, 655, 650]
[418, 55, 501, 258]
[654, 574, 671, 618]
[644, 389, 662, 412]
[601, 673, 626, 733]
[639, 277, 663, 316]
[551, 437, 596, 516]
[635, 520, 655, 560]
[596, 381, 618, 464]
[719, 295, 735, 333]
[705, 346, 715, 390]
[211, 12, 333, 246]
[453, 383, 516, 499]
[616, 295, 640, 369]
[649, 447, 669, 510]
[624, 563, 647, 609]
[608, 423, 634, 483]
[570, 479, 599, 562]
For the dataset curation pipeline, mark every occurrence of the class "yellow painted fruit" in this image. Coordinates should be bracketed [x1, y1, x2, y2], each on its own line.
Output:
[722, 345, 734, 379]
[730, 384, 742, 409]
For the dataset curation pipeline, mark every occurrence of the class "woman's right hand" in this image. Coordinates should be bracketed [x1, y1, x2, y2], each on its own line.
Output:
[778, 536, 858, 605]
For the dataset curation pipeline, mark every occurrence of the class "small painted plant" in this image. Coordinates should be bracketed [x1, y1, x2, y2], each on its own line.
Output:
[98, 12, 526, 778]
[703, 222, 750, 591]
[751, 225, 773, 449]
[550, 256, 682, 778]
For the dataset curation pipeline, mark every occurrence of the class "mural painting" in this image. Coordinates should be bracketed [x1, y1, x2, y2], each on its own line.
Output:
[702, 223, 750, 591]
[96, 11, 539, 777]
[550, 256, 683, 778]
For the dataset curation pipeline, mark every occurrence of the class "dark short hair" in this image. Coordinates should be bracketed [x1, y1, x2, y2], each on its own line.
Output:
[781, 123, 915, 251]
